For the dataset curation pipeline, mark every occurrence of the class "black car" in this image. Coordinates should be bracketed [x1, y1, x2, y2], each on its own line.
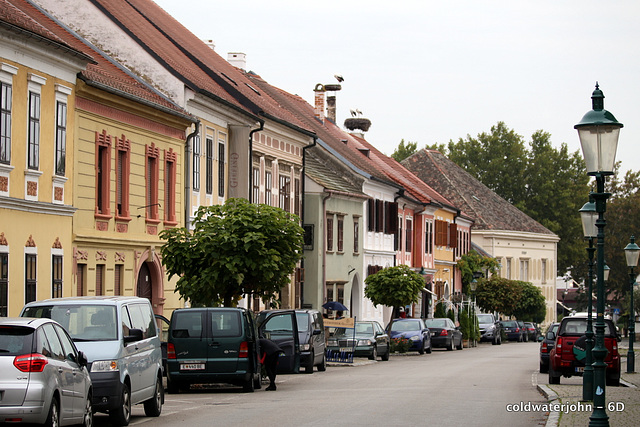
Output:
[517, 321, 529, 342]
[539, 322, 559, 373]
[425, 318, 463, 351]
[524, 322, 540, 342]
[500, 320, 524, 342]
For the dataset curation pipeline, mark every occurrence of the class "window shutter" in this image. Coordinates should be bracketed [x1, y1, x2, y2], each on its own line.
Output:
[449, 223, 458, 248]
[367, 199, 375, 231]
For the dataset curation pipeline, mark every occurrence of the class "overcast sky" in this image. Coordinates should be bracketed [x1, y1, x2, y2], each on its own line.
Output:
[154, 0, 639, 177]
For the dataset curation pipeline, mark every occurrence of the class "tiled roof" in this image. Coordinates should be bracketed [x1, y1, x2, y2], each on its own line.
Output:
[305, 148, 367, 197]
[2, 0, 191, 119]
[88, 0, 313, 134]
[403, 149, 555, 235]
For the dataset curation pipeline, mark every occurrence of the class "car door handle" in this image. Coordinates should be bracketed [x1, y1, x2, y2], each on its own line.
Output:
[209, 342, 220, 347]
[58, 368, 64, 374]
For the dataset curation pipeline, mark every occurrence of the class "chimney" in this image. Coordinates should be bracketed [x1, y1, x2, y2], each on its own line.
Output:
[203, 39, 216, 50]
[227, 52, 247, 70]
[314, 84, 325, 123]
[326, 96, 336, 123]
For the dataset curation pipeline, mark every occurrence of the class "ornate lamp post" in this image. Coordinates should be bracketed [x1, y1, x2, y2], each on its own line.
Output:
[579, 197, 597, 401]
[575, 83, 623, 427]
[624, 236, 640, 373]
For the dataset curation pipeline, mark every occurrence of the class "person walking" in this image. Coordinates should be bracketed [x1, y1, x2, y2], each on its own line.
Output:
[259, 338, 283, 391]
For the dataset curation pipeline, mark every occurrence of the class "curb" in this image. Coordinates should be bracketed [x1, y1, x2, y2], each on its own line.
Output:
[537, 384, 560, 427]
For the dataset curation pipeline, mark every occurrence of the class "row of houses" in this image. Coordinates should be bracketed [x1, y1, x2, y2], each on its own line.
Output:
[0, 0, 559, 326]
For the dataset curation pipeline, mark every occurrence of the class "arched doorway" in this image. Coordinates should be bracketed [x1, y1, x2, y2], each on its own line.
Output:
[135, 250, 165, 315]
[137, 263, 152, 300]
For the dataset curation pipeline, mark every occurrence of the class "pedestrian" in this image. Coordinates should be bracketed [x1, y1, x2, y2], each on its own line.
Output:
[259, 338, 282, 391]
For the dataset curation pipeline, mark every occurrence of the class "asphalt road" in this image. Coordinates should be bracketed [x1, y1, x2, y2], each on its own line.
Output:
[95, 340, 548, 426]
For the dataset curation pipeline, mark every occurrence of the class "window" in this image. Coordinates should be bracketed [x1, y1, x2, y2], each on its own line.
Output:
[77, 263, 86, 296]
[25, 254, 36, 304]
[55, 101, 67, 175]
[252, 166, 260, 203]
[265, 171, 272, 206]
[165, 150, 177, 224]
[192, 134, 200, 191]
[95, 130, 112, 217]
[520, 259, 529, 281]
[353, 218, 359, 253]
[95, 264, 104, 296]
[115, 135, 130, 219]
[205, 136, 213, 195]
[425, 220, 433, 255]
[146, 144, 160, 221]
[435, 220, 448, 246]
[52, 255, 62, 298]
[0, 252, 7, 316]
[337, 215, 344, 252]
[506, 258, 512, 280]
[218, 140, 225, 197]
[294, 177, 300, 216]
[542, 259, 547, 284]
[405, 218, 413, 252]
[114, 264, 123, 296]
[28, 92, 40, 170]
[326, 216, 334, 252]
[0, 81, 11, 164]
[279, 175, 291, 212]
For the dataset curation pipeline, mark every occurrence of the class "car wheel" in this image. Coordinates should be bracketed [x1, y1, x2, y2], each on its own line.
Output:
[109, 382, 131, 426]
[447, 338, 454, 351]
[369, 345, 378, 360]
[45, 396, 59, 427]
[317, 353, 327, 371]
[425, 341, 432, 354]
[143, 375, 163, 417]
[381, 345, 390, 361]
[492, 336, 498, 345]
[83, 393, 93, 427]
[548, 368, 560, 385]
[540, 361, 548, 374]
[418, 340, 425, 355]
[305, 350, 315, 373]
[456, 337, 463, 350]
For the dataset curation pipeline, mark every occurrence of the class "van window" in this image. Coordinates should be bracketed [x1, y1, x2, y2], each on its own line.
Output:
[211, 311, 241, 337]
[23, 304, 117, 341]
[263, 314, 294, 337]
[295, 312, 310, 332]
[125, 303, 156, 339]
[0, 326, 33, 355]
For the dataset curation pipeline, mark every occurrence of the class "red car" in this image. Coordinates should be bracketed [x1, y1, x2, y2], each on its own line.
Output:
[548, 316, 620, 386]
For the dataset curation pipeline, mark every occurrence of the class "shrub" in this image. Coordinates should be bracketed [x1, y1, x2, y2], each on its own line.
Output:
[390, 337, 411, 353]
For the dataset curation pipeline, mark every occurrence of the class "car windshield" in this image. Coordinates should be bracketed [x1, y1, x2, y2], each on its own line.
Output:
[425, 319, 448, 328]
[0, 326, 33, 355]
[501, 321, 517, 327]
[476, 314, 494, 324]
[22, 305, 118, 341]
[390, 320, 422, 332]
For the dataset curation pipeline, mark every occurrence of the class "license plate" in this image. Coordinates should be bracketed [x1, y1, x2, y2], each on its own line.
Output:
[181, 363, 205, 370]
[431, 332, 436, 336]
[339, 347, 353, 353]
[575, 367, 584, 373]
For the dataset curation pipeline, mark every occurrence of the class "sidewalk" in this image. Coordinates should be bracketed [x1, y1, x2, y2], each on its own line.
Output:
[538, 338, 640, 427]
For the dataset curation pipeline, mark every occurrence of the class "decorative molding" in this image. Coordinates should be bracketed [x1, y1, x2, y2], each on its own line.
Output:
[96, 221, 109, 231]
[54, 186, 64, 201]
[25, 235, 36, 247]
[146, 225, 158, 235]
[96, 251, 107, 261]
[116, 223, 128, 233]
[0, 176, 7, 192]
[115, 252, 125, 263]
[75, 248, 88, 261]
[0, 232, 7, 246]
[27, 181, 38, 197]
[52, 237, 62, 249]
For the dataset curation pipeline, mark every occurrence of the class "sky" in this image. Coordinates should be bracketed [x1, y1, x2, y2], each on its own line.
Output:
[153, 0, 640, 176]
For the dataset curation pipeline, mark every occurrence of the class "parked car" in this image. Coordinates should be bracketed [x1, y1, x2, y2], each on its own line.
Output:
[293, 310, 327, 373]
[516, 320, 529, 342]
[425, 318, 463, 351]
[21, 296, 164, 426]
[477, 313, 502, 345]
[524, 322, 540, 341]
[539, 322, 559, 373]
[386, 318, 432, 354]
[155, 314, 170, 376]
[327, 320, 390, 361]
[500, 320, 524, 342]
[165, 307, 263, 393]
[548, 316, 621, 386]
[0, 317, 93, 426]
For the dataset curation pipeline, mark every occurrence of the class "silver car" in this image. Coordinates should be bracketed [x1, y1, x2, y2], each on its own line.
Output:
[0, 317, 92, 426]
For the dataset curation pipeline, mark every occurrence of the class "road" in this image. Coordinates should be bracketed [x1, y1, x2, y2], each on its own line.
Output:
[95, 341, 548, 426]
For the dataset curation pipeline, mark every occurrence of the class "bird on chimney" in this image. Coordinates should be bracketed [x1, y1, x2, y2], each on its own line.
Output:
[356, 109, 363, 116]
[334, 74, 344, 82]
[350, 110, 357, 117]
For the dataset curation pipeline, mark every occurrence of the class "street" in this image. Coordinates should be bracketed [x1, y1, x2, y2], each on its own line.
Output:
[95, 341, 548, 426]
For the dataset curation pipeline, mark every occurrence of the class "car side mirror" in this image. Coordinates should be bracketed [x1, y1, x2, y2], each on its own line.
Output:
[546, 331, 556, 341]
[124, 328, 143, 344]
[77, 351, 88, 367]
[537, 335, 544, 342]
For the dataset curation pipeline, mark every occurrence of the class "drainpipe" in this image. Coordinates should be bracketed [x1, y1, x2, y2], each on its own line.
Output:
[322, 191, 332, 306]
[184, 121, 200, 230]
[248, 121, 265, 203]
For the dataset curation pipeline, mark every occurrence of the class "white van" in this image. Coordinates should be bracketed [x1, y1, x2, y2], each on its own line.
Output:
[21, 296, 163, 426]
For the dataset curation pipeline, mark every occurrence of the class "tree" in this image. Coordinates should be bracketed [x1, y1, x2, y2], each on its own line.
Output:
[511, 281, 547, 324]
[159, 198, 304, 307]
[456, 250, 500, 294]
[364, 265, 425, 317]
[475, 277, 546, 323]
[391, 139, 418, 162]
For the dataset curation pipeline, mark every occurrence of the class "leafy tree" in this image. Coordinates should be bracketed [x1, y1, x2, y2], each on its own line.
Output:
[364, 265, 425, 317]
[475, 277, 546, 323]
[511, 281, 547, 323]
[456, 250, 500, 294]
[391, 139, 418, 162]
[434, 302, 447, 318]
[159, 198, 304, 307]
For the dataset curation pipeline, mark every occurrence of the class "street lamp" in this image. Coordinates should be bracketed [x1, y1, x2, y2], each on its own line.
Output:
[579, 197, 596, 401]
[470, 278, 477, 347]
[624, 236, 640, 373]
[575, 83, 623, 427]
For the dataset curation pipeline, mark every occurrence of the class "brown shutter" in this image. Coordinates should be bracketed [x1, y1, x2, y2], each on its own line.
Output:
[449, 223, 458, 248]
[368, 199, 375, 231]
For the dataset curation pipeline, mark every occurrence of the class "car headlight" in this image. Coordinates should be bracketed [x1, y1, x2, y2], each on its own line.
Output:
[300, 344, 311, 351]
[409, 335, 420, 341]
[357, 339, 372, 346]
[91, 360, 119, 372]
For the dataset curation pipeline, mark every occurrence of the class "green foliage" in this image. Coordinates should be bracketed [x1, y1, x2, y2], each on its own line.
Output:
[459, 308, 470, 339]
[159, 198, 304, 307]
[434, 302, 447, 318]
[475, 277, 546, 323]
[456, 250, 500, 294]
[390, 337, 411, 353]
[446, 309, 455, 323]
[391, 139, 418, 162]
[364, 265, 425, 315]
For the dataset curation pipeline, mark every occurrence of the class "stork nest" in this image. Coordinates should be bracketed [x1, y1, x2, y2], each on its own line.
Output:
[344, 117, 371, 132]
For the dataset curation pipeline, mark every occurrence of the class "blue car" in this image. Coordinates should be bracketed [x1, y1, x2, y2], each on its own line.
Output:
[386, 318, 432, 354]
